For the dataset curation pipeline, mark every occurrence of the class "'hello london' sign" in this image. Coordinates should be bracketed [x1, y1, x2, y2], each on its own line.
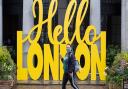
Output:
[17, 0, 106, 81]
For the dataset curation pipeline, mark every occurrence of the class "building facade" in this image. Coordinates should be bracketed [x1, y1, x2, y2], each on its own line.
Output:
[0, 0, 128, 82]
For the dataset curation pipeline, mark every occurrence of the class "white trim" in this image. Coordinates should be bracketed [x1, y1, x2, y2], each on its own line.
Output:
[23, 0, 34, 67]
[121, 0, 128, 51]
[0, 0, 2, 46]
[90, 0, 101, 34]
[90, 0, 101, 51]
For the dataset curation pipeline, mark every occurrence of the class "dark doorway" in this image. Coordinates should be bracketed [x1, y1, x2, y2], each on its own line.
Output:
[2, 0, 23, 63]
[101, 0, 121, 48]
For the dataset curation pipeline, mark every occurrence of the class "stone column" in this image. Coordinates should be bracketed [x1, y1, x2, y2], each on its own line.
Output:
[90, 0, 101, 50]
[0, 0, 2, 46]
[90, 0, 101, 34]
[23, 0, 34, 67]
[121, 0, 128, 51]
[90, 0, 101, 82]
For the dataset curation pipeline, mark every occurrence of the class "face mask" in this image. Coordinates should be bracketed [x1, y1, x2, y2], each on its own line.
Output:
[66, 47, 72, 53]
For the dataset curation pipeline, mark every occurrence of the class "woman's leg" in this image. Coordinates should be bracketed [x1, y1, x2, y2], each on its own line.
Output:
[62, 73, 69, 89]
[69, 73, 79, 89]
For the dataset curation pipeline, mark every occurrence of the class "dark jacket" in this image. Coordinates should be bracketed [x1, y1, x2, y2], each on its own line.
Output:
[61, 52, 75, 73]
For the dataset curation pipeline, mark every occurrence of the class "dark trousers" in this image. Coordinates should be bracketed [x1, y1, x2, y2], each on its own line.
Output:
[62, 72, 79, 89]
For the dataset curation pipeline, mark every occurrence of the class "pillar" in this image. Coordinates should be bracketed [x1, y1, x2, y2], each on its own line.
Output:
[121, 0, 128, 51]
[0, 0, 2, 46]
[23, 0, 34, 67]
[90, 0, 101, 50]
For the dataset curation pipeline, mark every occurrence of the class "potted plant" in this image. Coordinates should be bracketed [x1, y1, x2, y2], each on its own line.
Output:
[0, 46, 16, 89]
[106, 52, 128, 89]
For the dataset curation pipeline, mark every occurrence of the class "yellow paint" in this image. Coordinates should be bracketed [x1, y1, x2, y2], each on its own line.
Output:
[17, 0, 106, 81]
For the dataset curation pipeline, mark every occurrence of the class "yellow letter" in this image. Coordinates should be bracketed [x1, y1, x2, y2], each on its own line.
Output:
[91, 32, 106, 80]
[75, 43, 90, 80]
[48, 0, 58, 44]
[17, 31, 28, 80]
[44, 44, 59, 80]
[59, 44, 66, 80]
[27, 43, 43, 80]
[64, 0, 77, 44]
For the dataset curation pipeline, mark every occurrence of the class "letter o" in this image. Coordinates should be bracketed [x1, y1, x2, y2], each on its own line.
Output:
[75, 43, 90, 80]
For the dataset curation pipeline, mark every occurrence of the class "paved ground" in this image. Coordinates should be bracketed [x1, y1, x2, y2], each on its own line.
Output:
[0, 81, 108, 89]
[14, 84, 108, 89]
[11, 80, 108, 89]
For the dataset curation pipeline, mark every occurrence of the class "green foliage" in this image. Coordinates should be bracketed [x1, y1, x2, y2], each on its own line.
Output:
[0, 46, 16, 80]
[106, 52, 128, 87]
[113, 52, 128, 66]
[106, 45, 120, 67]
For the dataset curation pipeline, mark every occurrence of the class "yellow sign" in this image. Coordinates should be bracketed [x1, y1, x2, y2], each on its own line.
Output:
[17, 0, 106, 81]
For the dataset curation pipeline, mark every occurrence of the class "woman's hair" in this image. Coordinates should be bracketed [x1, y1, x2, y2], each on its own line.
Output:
[66, 44, 74, 53]
[67, 44, 71, 46]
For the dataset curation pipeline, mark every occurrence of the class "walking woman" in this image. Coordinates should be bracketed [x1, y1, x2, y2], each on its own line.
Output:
[60, 44, 79, 89]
